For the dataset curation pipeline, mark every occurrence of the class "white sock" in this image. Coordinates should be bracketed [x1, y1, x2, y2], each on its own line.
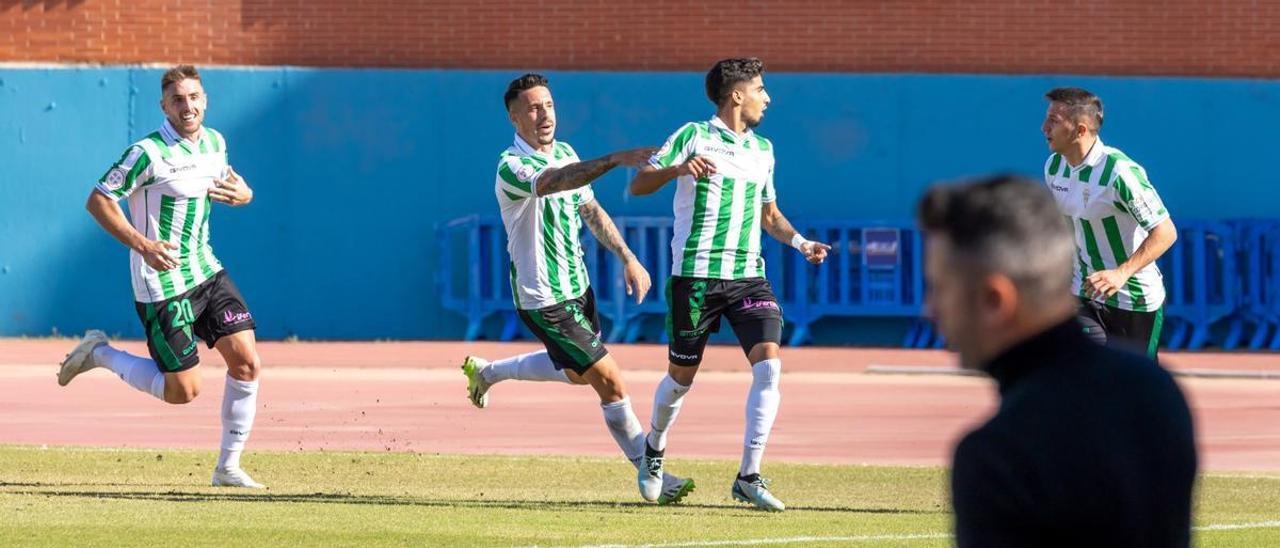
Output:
[216, 375, 259, 471]
[601, 397, 646, 467]
[93, 344, 165, 400]
[740, 358, 782, 477]
[646, 374, 691, 452]
[481, 350, 571, 384]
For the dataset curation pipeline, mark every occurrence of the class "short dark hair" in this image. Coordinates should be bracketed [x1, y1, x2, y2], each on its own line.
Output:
[1045, 87, 1104, 132]
[917, 174, 1075, 300]
[705, 57, 764, 106]
[161, 65, 201, 94]
[504, 73, 549, 110]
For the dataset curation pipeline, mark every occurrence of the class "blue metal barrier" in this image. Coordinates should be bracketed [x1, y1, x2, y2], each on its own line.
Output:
[436, 215, 669, 343]
[1255, 222, 1280, 350]
[1224, 221, 1279, 349]
[781, 222, 926, 345]
[1157, 221, 1238, 350]
[436, 215, 519, 341]
[583, 217, 674, 343]
[441, 215, 1274, 349]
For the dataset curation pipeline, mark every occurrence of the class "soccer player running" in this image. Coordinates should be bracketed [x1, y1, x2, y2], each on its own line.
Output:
[1042, 87, 1177, 358]
[629, 58, 830, 512]
[58, 65, 265, 488]
[461, 73, 695, 505]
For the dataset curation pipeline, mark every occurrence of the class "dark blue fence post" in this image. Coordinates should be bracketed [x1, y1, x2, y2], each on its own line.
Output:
[1158, 221, 1237, 350]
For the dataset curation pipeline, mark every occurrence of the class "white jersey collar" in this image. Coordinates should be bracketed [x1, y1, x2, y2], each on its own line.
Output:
[160, 119, 204, 147]
[709, 115, 753, 142]
[513, 132, 555, 157]
[1073, 137, 1106, 169]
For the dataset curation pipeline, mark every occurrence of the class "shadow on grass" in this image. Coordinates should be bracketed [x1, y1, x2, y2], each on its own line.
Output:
[3, 487, 941, 515]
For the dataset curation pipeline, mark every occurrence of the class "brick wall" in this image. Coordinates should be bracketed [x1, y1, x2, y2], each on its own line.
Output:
[2, 0, 1277, 77]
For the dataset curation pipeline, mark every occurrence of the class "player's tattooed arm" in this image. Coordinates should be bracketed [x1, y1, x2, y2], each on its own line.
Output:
[580, 200, 652, 303]
[578, 200, 636, 264]
[536, 147, 656, 196]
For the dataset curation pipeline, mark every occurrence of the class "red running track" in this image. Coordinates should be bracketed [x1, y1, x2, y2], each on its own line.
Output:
[1, 339, 1277, 471]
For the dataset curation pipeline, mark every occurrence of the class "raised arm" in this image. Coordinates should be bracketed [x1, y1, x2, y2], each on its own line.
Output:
[761, 201, 830, 265]
[536, 147, 655, 196]
[628, 155, 717, 196]
[579, 200, 651, 303]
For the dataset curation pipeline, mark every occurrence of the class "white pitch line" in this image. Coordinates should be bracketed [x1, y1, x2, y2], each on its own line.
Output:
[1197, 519, 1280, 532]
[573, 519, 1280, 548]
[578, 533, 951, 548]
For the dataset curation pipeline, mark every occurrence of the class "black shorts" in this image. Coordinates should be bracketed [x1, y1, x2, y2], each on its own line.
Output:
[1078, 298, 1164, 359]
[134, 271, 256, 373]
[517, 288, 608, 375]
[666, 276, 783, 366]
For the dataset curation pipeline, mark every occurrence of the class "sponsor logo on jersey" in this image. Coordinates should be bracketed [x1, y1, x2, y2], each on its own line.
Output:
[699, 144, 735, 157]
[1049, 182, 1070, 193]
[168, 163, 199, 175]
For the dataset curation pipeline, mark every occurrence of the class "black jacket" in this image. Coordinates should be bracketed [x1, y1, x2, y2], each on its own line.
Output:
[951, 319, 1197, 547]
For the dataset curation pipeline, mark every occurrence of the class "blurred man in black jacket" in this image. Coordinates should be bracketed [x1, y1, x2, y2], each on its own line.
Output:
[917, 175, 1197, 547]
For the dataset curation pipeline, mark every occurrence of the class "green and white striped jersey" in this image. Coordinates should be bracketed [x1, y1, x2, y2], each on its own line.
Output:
[650, 117, 777, 280]
[495, 135, 594, 310]
[1044, 139, 1170, 312]
[95, 120, 228, 303]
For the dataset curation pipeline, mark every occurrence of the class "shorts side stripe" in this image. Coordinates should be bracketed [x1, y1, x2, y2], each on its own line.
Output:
[1147, 307, 1165, 358]
[527, 308, 593, 367]
[145, 303, 183, 372]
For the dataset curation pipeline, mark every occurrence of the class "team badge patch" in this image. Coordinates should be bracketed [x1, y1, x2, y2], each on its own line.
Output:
[103, 168, 127, 191]
[656, 140, 672, 161]
[515, 164, 536, 182]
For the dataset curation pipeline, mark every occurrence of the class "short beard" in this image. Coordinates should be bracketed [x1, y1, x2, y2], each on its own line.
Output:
[170, 114, 201, 136]
[745, 114, 762, 129]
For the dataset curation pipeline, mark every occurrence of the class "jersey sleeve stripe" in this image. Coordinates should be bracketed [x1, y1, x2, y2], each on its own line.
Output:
[653, 123, 698, 168]
[497, 160, 532, 193]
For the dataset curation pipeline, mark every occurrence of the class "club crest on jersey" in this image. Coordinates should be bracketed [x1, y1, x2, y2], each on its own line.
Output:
[515, 165, 536, 182]
[1081, 185, 1091, 203]
[104, 168, 127, 191]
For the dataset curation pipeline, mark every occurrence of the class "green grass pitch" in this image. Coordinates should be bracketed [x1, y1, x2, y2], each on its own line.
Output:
[1, 446, 1277, 546]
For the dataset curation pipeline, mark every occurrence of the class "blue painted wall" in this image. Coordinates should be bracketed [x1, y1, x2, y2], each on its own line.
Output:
[1, 67, 1276, 339]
